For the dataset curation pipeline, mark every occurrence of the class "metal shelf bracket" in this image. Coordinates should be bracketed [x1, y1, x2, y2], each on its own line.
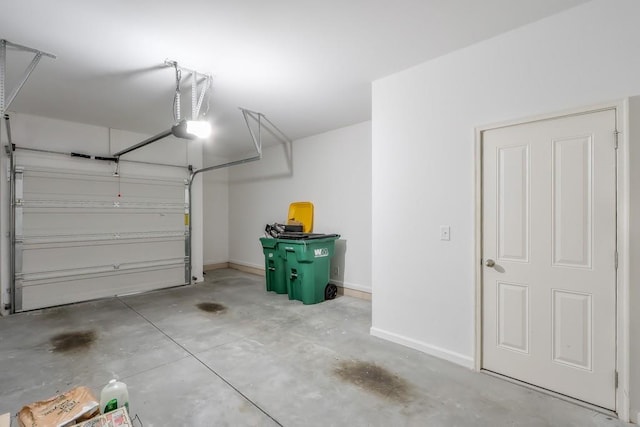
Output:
[0, 39, 56, 115]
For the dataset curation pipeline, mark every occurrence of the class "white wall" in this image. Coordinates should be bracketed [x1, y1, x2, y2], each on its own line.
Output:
[0, 113, 204, 314]
[371, 0, 640, 419]
[227, 121, 372, 293]
[203, 168, 229, 265]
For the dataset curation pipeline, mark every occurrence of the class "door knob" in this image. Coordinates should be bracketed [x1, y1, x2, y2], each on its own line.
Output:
[485, 259, 495, 267]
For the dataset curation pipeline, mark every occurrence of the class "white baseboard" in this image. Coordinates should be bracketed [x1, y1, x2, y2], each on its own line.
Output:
[228, 259, 264, 270]
[370, 327, 474, 369]
[340, 287, 372, 301]
[228, 262, 264, 276]
[331, 279, 371, 294]
[203, 262, 229, 271]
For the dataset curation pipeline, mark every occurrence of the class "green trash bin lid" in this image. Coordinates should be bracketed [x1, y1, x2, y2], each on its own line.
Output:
[277, 233, 339, 240]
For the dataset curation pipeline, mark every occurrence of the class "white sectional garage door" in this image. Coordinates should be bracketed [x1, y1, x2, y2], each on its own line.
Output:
[13, 150, 188, 312]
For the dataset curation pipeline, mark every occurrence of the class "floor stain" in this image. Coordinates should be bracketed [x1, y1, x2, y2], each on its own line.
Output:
[50, 330, 96, 353]
[334, 360, 412, 403]
[197, 302, 227, 314]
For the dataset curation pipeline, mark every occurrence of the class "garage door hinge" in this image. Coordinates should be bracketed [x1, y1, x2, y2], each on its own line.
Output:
[615, 371, 619, 388]
[614, 130, 620, 149]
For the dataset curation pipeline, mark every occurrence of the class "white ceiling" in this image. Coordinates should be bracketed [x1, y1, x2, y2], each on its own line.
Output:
[2, 0, 588, 145]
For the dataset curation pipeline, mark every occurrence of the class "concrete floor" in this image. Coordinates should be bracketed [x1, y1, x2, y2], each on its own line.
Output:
[0, 269, 630, 426]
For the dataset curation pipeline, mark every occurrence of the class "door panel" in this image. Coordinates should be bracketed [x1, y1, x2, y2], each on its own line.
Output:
[552, 136, 592, 268]
[482, 109, 616, 410]
[497, 282, 529, 353]
[498, 145, 530, 262]
[552, 289, 592, 370]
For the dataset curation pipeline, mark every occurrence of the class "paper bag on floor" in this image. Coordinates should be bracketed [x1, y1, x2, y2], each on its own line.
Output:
[18, 386, 99, 427]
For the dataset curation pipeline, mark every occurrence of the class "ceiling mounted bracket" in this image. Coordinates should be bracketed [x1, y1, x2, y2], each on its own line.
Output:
[240, 107, 292, 157]
[164, 59, 212, 121]
[0, 39, 56, 115]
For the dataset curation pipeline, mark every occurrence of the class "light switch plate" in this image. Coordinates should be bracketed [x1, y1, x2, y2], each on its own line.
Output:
[440, 226, 450, 241]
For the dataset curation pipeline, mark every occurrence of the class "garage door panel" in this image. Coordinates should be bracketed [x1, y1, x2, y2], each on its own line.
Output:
[25, 174, 118, 200]
[22, 168, 185, 201]
[20, 265, 186, 311]
[12, 153, 189, 312]
[119, 181, 184, 201]
[23, 211, 184, 235]
[22, 239, 185, 273]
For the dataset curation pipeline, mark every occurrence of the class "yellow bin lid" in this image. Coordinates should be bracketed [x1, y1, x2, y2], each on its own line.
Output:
[287, 201, 314, 233]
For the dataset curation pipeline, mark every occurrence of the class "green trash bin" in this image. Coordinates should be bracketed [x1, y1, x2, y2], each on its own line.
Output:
[278, 234, 340, 305]
[259, 237, 287, 294]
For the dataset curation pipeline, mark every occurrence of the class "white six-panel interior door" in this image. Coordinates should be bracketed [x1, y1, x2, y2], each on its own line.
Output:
[481, 109, 617, 410]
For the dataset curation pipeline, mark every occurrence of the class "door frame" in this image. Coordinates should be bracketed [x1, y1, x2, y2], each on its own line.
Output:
[474, 100, 630, 421]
